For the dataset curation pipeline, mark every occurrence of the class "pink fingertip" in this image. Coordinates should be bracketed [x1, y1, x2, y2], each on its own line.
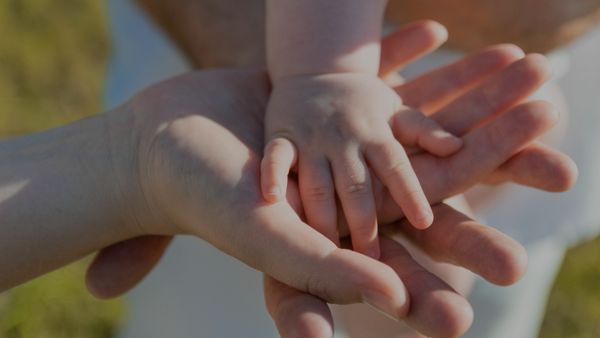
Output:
[429, 130, 464, 157]
[412, 207, 434, 229]
[263, 186, 283, 203]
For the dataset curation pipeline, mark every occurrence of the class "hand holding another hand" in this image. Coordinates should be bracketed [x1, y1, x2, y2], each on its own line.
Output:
[86, 21, 576, 338]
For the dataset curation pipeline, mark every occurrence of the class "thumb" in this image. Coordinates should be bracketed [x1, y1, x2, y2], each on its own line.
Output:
[86, 235, 173, 299]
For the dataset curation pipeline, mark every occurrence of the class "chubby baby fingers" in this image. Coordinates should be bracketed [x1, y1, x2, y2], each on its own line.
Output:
[392, 109, 463, 157]
[365, 140, 433, 229]
[298, 157, 339, 245]
[331, 152, 380, 259]
[261, 137, 298, 202]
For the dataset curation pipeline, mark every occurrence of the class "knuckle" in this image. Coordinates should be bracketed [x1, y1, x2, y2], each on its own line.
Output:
[305, 185, 333, 201]
[383, 158, 413, 181]
[351, 220, 376, 238]
[304, 272, 332, 302]
[344, 182, 370, 197]
[402, 186, 424, 200]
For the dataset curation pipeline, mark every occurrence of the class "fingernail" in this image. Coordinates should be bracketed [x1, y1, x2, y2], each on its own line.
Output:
[361, 290, 401, 322]
[267, 186, 282, 201]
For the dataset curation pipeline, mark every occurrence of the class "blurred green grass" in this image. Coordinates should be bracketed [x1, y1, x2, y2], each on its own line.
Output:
[539, 236, 600, 338]
[0, 1, 600, 338]
[0, 1, 123, 338]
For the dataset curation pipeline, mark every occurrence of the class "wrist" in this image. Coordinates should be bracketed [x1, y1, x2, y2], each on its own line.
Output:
[0, 112, 148, 287]
[270, 60, 380, 85]
[103, 105, 173, 237]
[271, 72, 383, 90]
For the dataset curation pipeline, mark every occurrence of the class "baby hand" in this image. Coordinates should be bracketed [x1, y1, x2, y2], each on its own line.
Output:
[261, 73, 462, 258]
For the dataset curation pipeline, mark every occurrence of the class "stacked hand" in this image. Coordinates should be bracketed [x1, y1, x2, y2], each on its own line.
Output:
[85, 22, 576, 337]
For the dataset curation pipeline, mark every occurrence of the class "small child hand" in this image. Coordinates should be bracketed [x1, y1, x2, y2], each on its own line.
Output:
[260, 73, 462, 258]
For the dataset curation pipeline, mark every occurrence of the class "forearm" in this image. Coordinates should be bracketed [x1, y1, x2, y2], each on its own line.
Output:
[267, 0, 388, 81]
[0, 109, 140, 290]
[135, 0, 266, 68]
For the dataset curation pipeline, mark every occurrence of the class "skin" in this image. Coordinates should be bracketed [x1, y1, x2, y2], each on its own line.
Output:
[130, 2, 585, 334]
[385, 0, 600, 53]
[264, 0, 466, 258]
[81, 23, 577, 337]
[136, 0, 600, 68]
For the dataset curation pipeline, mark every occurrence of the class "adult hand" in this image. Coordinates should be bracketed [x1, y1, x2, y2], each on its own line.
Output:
[262, 22, 576, 337]
[86, 21, 576, 337]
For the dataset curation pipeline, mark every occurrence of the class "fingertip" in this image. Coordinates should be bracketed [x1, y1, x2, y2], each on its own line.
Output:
[553, 156, 579, 192]
[488, 239, 529, 286]
[407, 203, 434, 230]
[422, 20, 448, 42]
[263, 185, 283, 203]
[430, 132, 464, 157]
[525, 53, 552, 80]
[488, 43, 526, 61]
[260, 169, 282, 203]
[444, 135, 464, 156]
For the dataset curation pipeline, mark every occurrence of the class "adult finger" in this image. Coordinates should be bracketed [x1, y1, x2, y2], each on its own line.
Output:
[242, 202, 409, 320]
[86, 235, 173, 299]
[396, 44, 525, 113]
[379, 236, 474, 338]
[379, 20, 448, 78]
[485, 142, 578, 191]
[390, 203, 527, 286]
[391, 108, 463, 157]
[264, 275, 334, 338]
[421, 100, 559, 203]
[434, 54, 551, 135]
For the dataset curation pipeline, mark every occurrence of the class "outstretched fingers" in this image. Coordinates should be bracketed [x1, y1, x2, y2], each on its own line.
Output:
[417, 100, 560, 203]
[396, 44, 525, 113]
[433, 54, 552, 136]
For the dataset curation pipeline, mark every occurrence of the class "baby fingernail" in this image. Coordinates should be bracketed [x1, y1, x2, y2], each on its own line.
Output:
[267, 186, 282, 200]
[361, 290, 402, 322]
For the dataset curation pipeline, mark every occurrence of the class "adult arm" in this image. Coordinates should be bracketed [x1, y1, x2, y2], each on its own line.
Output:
[0, 110, 143, 290]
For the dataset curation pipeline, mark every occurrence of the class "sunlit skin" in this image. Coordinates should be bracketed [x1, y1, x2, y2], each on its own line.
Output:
[79, 23, 577, 337]
[263, 3, 466, 261]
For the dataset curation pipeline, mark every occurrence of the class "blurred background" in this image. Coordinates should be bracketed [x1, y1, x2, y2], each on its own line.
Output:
[0, 1, 599, 337]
